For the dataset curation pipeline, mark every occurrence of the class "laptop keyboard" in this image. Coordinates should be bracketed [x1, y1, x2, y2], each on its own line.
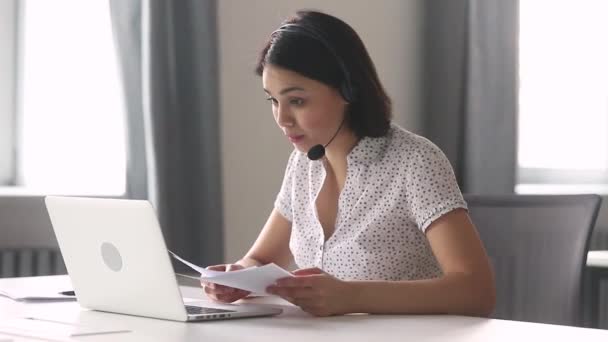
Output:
[186, 305, 235, 315]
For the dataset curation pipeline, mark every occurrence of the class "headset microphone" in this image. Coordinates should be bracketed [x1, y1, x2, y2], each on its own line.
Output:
[307, 118, 345, 161]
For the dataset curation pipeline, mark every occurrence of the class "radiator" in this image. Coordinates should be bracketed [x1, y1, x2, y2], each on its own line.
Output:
[0, 248, 66, 278]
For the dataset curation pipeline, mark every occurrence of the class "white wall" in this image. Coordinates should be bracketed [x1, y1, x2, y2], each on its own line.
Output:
[218, 0, 424, 262]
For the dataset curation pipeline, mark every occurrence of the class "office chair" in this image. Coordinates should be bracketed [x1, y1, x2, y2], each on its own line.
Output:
[0, 196, 66, 277]
[464, 194, 601, 327]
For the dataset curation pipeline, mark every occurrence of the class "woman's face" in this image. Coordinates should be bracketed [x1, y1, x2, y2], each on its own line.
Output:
[262, 65, 349, 153]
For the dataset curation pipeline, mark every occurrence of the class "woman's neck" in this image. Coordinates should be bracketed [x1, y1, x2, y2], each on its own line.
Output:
[323, 128, 359, 189]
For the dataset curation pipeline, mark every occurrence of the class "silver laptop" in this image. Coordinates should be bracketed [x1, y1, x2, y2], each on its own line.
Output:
[44, 196, 282, 322]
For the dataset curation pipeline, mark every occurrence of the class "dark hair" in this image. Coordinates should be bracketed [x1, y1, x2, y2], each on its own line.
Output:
[255, 10, 392, 138]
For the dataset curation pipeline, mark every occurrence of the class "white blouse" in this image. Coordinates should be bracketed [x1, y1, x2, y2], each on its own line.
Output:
[275, 123, 467, 281]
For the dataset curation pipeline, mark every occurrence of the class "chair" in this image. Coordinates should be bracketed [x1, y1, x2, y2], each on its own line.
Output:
[0, 196, 66, 277]
[464, 194, 601, 327]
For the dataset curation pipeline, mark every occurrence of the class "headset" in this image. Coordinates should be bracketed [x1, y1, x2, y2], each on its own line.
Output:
[271, 23, 357, 104]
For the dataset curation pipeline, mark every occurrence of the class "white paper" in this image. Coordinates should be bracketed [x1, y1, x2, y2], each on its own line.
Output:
[0, 289, 76, 302]
[170, 251, 293, 294]
[169, 251, 244, 277]
[0, 318, 130, 341]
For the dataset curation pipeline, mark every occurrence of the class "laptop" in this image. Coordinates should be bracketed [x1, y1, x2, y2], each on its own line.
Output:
[44, 196, 282, 322]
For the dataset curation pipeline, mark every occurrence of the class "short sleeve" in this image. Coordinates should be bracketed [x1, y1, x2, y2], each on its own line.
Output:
[274, 150, 298, 222]
[405, 138, 467, 232]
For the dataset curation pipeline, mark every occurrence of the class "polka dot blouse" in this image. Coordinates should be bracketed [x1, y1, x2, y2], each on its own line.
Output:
[274, 123, 467, 281]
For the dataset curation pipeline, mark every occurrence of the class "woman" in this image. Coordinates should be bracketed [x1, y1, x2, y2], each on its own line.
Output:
[202, 10, 495, 317]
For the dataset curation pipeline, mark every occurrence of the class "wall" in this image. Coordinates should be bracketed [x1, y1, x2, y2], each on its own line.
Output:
[217, 0, 424, 262]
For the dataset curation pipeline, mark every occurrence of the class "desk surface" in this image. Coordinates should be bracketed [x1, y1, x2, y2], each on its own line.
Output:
[2, 276, 608, 341]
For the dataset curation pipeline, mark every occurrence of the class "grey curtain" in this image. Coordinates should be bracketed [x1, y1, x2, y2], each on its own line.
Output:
[423, 0, 518, 194]
[109, 0, 223, 265]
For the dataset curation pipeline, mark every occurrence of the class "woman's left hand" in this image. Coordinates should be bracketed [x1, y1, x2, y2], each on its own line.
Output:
[266, 267, 355, 316]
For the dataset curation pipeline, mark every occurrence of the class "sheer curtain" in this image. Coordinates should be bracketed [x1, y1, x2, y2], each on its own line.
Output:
[109, 0, 223, 265]
[422, 0, 518, 194]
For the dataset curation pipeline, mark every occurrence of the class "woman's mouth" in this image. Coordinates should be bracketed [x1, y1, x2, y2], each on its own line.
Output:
[287, 134, 304, 143]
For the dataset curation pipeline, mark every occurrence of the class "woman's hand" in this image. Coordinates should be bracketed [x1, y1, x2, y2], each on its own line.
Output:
[266, 267, 355, 317]
[201, 264, 251, 303]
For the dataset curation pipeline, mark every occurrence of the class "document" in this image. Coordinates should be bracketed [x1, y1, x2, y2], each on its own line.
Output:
[0, 318, 130, 342]
[170, 251, 293, 294]
[0, 289, 76, 302]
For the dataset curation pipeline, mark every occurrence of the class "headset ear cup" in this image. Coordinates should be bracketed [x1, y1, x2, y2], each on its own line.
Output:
[349, 85, 357, 102]
[340, 82, 354, 103]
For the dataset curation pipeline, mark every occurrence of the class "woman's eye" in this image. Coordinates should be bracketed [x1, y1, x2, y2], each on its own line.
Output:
[266, 97, 278, 105]
[289, 98, 304, 106]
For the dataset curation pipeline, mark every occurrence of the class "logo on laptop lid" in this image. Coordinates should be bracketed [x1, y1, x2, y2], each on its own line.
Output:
[101, 242, 123, 272]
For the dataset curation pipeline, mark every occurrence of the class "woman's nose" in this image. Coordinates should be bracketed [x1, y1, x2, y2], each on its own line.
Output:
[275, 105, 294, 128]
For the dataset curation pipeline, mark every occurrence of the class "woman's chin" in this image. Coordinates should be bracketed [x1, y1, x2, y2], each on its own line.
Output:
[294, 146, 308, 154]
[291, 142, 309, 153]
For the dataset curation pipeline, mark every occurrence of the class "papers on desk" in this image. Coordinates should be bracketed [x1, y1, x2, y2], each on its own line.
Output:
[0, 289, 76, 302]
[0, 318, 130, 342]
[169, 251, 293, 294]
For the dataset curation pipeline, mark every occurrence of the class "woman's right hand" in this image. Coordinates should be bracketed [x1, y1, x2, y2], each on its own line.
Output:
[201, 264, 251, 303]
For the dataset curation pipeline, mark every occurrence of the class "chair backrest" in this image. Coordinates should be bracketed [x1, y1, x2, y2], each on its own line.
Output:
[464, 194, 601, 326]
[0, 196, 66, 277]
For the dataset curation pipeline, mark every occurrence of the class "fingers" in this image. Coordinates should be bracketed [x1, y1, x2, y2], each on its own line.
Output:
[225, 264, 244, 272]
[207, 291, 249, 303]
[271, 268, 324, 288]
[200, 264, 240, 292]
[274, 275, 316, 288]
[202, 282, 234, 294]
[267, 272, 322, 300]
[273, 291, 327, 316]
[292, 267, 324, 276]
[206, 264, 227, 271]
[202, 282, 247, 295]
[265, 270, 342, 316]
[267, 285, 317, 300]
[200, 263, 249, 302]
[203, 284, 250, 303]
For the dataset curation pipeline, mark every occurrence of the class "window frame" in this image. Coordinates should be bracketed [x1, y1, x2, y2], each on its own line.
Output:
[0, 0, 18, 186]
[516, 0, 608, 195]
[0, 0, 127, 197]
[516, 167, 608, 194]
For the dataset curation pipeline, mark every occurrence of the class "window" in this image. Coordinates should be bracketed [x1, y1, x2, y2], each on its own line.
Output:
[0, 0, 126, 196]
[517, 0, 608, 194]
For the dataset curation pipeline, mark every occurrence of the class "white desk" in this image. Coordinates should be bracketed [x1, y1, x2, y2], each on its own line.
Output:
[2, 276, 608, 341]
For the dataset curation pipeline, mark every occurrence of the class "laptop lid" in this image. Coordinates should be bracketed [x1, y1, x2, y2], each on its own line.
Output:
[44, 196, 281, 321]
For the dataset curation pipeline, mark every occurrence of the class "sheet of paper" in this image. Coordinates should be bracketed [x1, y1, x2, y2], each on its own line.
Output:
[0, 289, 76, 302]
[170, 251, 293, 294]
[0, 318, 130, 341]
[169, 251, 243, 277]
